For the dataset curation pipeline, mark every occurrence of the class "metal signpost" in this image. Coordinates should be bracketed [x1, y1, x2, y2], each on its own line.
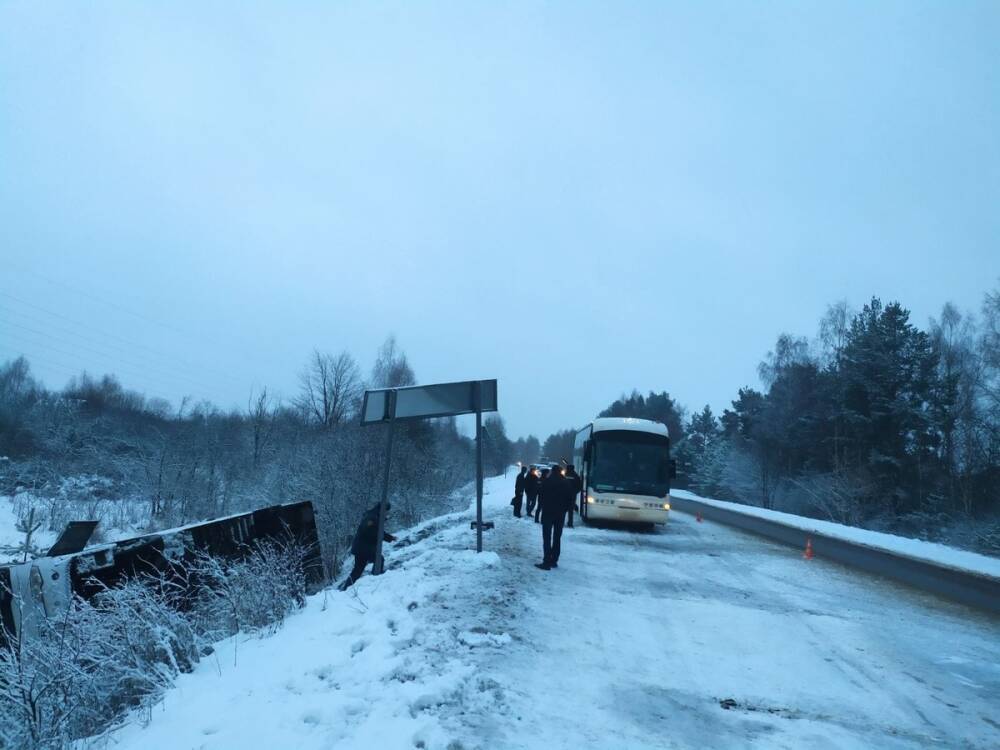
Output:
[361, 379, 498, 573]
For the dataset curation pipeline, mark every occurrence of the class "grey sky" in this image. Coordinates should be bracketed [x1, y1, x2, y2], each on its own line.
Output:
[1, 1, 998, 441]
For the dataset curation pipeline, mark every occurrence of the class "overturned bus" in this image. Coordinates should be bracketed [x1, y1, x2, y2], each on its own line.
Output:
[0, 500, 324, 648]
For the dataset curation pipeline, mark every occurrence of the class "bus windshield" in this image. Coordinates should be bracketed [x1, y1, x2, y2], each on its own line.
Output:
[589, 431, 670, 497]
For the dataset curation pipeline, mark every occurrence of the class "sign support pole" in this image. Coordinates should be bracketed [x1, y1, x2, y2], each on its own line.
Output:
[374, 389, 397, 575]
[474, 381, 484, 553]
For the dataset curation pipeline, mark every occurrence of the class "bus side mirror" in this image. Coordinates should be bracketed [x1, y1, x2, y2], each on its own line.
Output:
[669, 459, 677, 479]
[583, 441, 592, 461]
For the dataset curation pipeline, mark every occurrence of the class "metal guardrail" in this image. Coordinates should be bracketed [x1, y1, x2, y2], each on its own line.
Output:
[670, 494, 1000, 615]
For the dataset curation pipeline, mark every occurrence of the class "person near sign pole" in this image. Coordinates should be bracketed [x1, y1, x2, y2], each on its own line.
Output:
[338, 503, 397, 590]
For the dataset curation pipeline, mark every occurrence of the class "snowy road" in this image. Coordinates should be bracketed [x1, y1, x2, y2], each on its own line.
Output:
[111, 475, 1000, 750]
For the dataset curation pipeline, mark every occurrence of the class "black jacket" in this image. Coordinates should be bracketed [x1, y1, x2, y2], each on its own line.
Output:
[565, 470, 583, 501]
[351, 506, 394, 557]
[515, 471, 527, 494]
[524, 471, 540, 495]
[539, 472, 573, 519]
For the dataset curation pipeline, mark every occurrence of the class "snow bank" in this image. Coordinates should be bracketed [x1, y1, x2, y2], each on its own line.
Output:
[108, 480, 516, 750]
[672, 489, 1000, 581]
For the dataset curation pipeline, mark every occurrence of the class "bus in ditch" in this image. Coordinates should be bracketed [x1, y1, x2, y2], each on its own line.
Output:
[572, 417, 677, 526]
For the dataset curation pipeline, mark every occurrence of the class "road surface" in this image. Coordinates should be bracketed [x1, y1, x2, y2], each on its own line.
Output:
[111, 475, 1000, 749]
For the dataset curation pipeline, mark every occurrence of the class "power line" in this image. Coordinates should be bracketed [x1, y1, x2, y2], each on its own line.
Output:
[0, 302, 242, 393]
[1, 261, 263, 368]
[0, 345, 178, 405]
[0, 291, 249, 386]
[1, 330, 210, 402]
[1, 317, 222, 395]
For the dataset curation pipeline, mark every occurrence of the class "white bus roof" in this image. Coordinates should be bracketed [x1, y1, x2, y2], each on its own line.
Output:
[589, 417, 669, 438]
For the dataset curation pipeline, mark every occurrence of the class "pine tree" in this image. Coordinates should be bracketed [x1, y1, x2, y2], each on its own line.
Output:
[838, 298, 942, 515]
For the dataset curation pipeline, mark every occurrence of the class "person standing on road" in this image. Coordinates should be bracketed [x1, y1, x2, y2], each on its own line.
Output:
[338, 503, 397, 591]
[536, 464, 572, 570]
[534, 468, 550, 523]
[524, 466, 540, 519]
[564, 464, 582, 528]
[512, 465, 528, 518]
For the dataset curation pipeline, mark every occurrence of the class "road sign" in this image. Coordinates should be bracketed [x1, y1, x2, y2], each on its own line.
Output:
[361, 379, 497, 424]
[361, 379, 498, 572]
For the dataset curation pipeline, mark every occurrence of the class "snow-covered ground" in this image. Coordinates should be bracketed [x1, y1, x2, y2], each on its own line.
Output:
[0, 494, 58, 561]
[672, 489, 1000, 579]
[1, 487, 149, 564]
[105, 474, 1000, 750]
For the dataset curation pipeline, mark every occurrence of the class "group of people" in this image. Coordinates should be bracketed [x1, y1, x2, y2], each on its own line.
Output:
[338, 460, 584, 591]
[512, 462, 582, 570]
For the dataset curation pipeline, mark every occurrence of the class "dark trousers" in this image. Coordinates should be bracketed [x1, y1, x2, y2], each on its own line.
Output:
[339, 553, 372, 590]
[513, 492, 523, 517]
[542, 514, 565, 565]
[526, 492, 538, 515]
[566, 502, 575, 528]
[534, 499, 542, 522]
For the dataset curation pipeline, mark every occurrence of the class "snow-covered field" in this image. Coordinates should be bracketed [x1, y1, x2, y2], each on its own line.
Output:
[104, 475, 999, 750]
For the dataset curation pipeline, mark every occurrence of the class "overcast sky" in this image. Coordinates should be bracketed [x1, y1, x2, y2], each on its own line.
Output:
[1, 1, 998, 440]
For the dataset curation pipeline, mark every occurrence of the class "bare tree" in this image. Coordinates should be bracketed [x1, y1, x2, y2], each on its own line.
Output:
[757, 333, 811, 387]
[930, 303, 981, 511]
[371, 336, 416, 389]
[248, 386, 277, 469]
[295, 350, 362, 429]
[818, 300, 853, 370]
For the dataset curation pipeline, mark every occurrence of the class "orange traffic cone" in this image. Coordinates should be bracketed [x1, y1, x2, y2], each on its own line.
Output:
[803, 537, 814, 560]
[696, 512, 703, 523]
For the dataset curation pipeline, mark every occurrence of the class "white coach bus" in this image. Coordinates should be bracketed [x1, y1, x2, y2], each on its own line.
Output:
[572, 417, 677, 526]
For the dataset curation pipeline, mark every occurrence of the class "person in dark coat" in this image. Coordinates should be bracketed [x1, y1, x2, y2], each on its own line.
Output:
[564, 464, 582, 528]
[536, 464, 572, 570]
[534, 468, 550, 523]
[512, 465, 528, 518]
[524, 466, 540, 518]
[338, 503, 397, 591]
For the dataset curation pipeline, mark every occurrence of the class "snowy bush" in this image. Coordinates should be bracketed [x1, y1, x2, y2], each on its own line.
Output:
[188, 537, 309, 638]
[0, 539, 312, 749]
[0, 577, 202, 749]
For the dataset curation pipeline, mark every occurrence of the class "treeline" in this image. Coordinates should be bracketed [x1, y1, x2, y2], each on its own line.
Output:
[0, 337, 515, 572]
[537, 391, 686, 463]
[540, 288, 1000, 554]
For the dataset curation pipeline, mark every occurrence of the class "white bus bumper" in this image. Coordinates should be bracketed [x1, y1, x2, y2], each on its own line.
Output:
[584, 494, 670, 525]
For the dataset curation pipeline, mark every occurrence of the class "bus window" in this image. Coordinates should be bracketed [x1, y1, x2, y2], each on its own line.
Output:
[590, 432, 671, 496]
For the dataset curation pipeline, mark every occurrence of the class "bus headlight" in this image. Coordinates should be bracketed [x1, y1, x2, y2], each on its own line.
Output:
[663, 503, 670, 510]
[586, 496, 595, 504]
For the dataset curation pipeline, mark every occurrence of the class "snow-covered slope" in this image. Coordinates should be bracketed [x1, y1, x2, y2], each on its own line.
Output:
[108, 474, 1000, 750]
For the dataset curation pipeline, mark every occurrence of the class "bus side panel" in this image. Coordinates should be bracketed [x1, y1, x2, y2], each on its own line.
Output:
[248, 501, 326, 592]
[574, 424, 593, 519]
[71, 537, 172, 601]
